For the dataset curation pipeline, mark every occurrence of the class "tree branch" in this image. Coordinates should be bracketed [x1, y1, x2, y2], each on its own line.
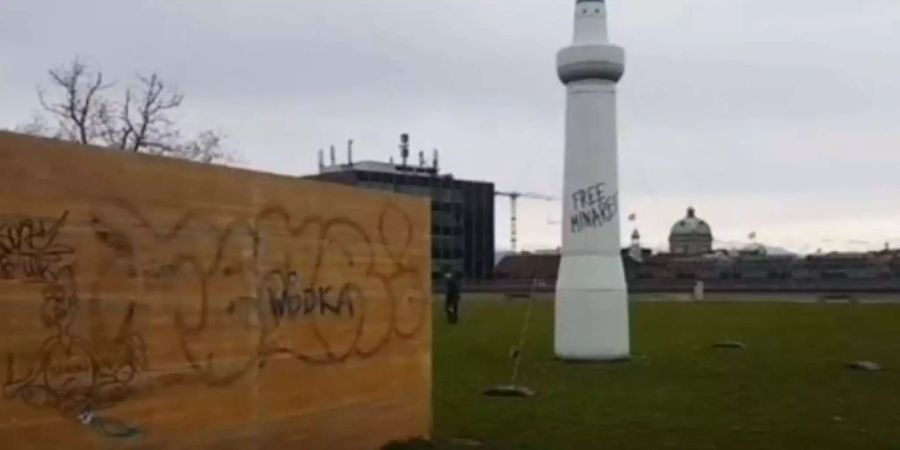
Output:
[20, 58, 233, 163]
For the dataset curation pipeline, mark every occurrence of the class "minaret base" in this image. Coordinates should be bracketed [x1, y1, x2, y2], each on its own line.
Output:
[555, 254, 630, 361]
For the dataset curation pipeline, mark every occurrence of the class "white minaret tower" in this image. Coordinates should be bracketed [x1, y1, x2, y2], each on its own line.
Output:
[555, 0, 629, 360]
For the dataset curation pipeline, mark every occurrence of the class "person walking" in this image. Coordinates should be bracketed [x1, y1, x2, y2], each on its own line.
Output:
[444, 270, 461, 324]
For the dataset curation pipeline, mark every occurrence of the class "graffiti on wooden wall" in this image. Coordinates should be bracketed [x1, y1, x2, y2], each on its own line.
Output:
[1, 201, 428, 438]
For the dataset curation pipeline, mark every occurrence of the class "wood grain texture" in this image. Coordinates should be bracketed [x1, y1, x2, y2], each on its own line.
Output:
[0, 131, 432, 450]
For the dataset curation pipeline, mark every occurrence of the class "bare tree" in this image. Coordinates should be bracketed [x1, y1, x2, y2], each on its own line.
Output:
[18, 59, 230, 163]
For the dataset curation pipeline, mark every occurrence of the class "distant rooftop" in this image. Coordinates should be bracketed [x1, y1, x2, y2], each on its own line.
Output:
[320, 160, 440, 177]
[317, 133, 446, 178]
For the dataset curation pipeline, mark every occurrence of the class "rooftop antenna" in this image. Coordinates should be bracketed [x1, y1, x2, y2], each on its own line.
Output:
[329, 145, 336, 166]
[318, 149, 324, 170]
[433, 149, 439, 172]
[400, 133, 410, 167]
[389, 156, 395, 165]
[347, 139, 354, 166]
[418, 150, 425, 167]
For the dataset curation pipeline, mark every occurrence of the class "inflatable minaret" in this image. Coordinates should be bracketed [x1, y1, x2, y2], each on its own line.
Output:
[555, 0, 629, 360]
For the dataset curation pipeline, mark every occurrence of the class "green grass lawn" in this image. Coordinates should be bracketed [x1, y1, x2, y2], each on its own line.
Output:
[431, 297, 900, 450]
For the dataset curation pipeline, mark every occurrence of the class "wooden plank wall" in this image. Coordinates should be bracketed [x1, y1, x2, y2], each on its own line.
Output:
[0, 131, 432, 450]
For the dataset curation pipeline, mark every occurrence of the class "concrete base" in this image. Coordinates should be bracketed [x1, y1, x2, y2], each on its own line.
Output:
[482, 385, 537, 398]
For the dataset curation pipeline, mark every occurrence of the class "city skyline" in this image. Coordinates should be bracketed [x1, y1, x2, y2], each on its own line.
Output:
[2, 0, 899, 254]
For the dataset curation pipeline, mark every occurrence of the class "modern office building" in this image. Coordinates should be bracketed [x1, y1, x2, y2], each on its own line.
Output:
[306, 135, 495, 281]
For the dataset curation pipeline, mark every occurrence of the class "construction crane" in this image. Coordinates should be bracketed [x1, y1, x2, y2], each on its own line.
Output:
[495, 191, 558, 253]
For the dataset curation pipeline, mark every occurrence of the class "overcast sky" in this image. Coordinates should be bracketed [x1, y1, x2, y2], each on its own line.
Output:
[2, 0, 900, 253]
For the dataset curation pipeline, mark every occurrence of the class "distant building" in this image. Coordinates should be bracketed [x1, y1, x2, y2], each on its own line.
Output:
[494, 252, 561, 285]
[493, 207, 900, 293]
[494, 248, 900, 293]
[305, 135, 495, 281]
[669, 207, 713, 255]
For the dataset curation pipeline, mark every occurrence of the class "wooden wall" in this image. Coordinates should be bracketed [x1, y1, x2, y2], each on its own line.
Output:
[0, 132, 432, 449]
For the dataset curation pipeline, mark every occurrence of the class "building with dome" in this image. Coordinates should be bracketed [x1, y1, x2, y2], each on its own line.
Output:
[492, 205, 900, 294]
[669, 207, 713, 256]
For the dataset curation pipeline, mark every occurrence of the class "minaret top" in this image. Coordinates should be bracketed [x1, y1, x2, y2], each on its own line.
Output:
[557, 0, 623, 84]
[572, 0, 609, 45]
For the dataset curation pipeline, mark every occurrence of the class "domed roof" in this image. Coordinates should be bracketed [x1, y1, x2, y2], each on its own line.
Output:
[670, 207, 712, 237]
